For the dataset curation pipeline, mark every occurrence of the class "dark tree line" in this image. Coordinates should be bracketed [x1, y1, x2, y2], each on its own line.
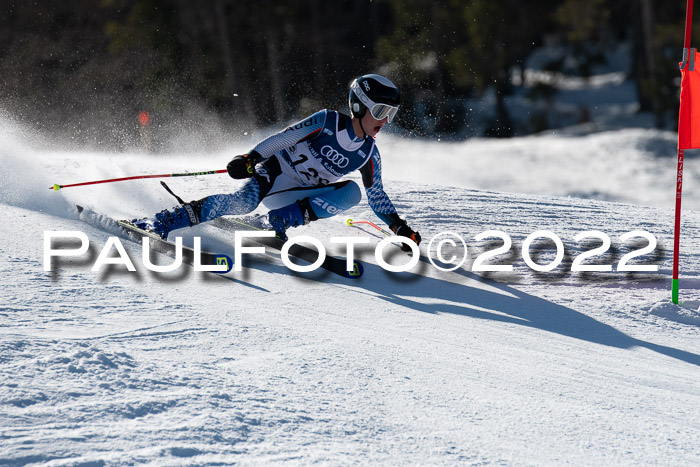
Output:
[0, 0, 695, 150]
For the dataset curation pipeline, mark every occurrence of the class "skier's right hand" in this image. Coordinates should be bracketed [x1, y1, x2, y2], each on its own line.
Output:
[390, 218, 421, 252]
[227, 152, 262, 179]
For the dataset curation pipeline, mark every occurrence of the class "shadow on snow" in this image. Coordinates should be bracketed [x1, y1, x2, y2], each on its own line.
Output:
[343, 258, 700, 368]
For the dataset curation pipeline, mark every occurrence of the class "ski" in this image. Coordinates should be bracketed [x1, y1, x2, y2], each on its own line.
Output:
[208, 216, 364, 279]
[75, 205, 233, 274]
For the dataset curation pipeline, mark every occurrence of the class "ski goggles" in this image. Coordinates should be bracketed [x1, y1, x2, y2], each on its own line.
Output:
[352, 81, 399, 122]
[368, 103, 399, 123]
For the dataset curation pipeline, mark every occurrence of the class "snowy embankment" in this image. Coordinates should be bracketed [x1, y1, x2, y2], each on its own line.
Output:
[382, 128, 700, 210]
[2, 125, 700, 465]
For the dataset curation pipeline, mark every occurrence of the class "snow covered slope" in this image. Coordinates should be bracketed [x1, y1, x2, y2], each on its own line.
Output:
[381, 128, 700, 211]
[2, 124, 700, 465]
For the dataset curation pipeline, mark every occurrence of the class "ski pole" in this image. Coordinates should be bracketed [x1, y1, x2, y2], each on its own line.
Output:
[347, 218, 421, 255]
[345, 218, 393, 237]
[49, 169, 227, 191]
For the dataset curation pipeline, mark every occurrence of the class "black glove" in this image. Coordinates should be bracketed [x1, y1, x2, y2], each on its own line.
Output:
[227, 151, 262, 179]
[390, 218, 421, 252]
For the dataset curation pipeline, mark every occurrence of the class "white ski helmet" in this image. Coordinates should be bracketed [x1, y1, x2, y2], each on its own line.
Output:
[348, 74, 400, 122]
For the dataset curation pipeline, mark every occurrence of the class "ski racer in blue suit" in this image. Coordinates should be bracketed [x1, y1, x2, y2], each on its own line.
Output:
[133, 74, 421, 249]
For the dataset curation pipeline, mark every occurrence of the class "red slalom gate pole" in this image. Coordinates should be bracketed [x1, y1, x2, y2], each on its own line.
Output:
[49, 169, 228, 191]
[685, 0, 695, 51]
[674, 0, 695, 304]
[672, 149, 684, 303]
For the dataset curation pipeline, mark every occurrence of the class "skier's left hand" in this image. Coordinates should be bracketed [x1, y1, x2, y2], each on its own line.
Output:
[390, 219, 421, 252]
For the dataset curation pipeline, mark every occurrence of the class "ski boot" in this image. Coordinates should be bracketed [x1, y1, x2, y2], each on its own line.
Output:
[131, 202, 201, 240]
[267, 198, 317, 241]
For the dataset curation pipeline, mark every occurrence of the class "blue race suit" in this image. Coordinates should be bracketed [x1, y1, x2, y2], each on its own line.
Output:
[199, 109, 400, 227]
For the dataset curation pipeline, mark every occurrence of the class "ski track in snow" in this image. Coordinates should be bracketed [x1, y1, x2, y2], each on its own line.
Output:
[2, 127, 700, 465]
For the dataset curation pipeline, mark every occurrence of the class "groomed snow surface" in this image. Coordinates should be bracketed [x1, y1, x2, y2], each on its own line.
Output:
[2, 118, 700, 465]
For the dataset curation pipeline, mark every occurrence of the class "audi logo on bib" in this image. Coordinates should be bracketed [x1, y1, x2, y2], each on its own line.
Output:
[320, 145, 349, 168]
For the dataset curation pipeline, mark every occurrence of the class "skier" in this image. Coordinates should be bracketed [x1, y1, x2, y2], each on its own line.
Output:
[132, 73, 421, 249]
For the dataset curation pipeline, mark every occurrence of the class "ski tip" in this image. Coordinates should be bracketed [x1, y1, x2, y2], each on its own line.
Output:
[345, 261, 364, 279]
[214, 254, 234, 274]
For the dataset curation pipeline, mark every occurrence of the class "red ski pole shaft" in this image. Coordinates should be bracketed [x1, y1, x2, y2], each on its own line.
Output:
[49, 169, 227, 191]
[346, 218, 393, 237]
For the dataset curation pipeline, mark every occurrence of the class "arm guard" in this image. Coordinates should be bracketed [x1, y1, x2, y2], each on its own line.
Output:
[359, 147, 399, 227]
